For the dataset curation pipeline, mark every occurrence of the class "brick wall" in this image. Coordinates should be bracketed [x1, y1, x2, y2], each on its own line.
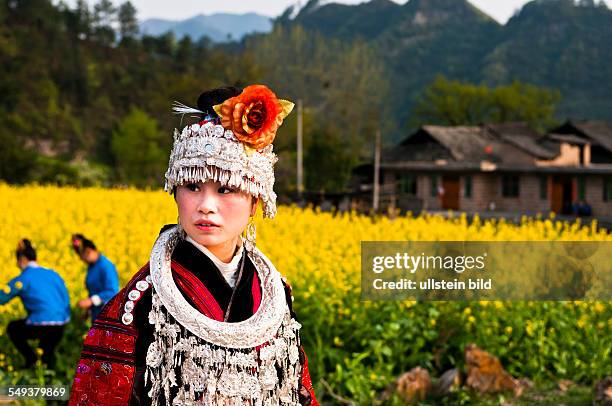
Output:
[460, 173, 494, 212]
[418, 174, 441, 210]
[496, 174, 550, 214]
[382, 170, 612, 218]
[586, 175, 612, 217]
[454, 174, 550, 215]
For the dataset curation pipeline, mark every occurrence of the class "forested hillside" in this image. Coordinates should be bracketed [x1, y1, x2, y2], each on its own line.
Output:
[281, 0, 612, 125]
[1, 0, 610, 192]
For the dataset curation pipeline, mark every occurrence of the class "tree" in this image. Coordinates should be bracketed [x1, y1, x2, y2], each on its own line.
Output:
[0, 118, 36, 183]
[174, 36, 194, 72]
[489, 81, 561, 130]
[304, 128, 356, 192]
[413, 76, 491, 126]
[111, 108, 168, 187]
[413, 76, 561, 131]
[118, 1, 138, 40]
[92, 0, 116, 45]
[75, 0, 92, 39]
[150, 31, 176, 57]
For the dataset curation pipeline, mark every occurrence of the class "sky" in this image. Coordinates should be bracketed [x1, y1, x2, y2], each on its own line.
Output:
[63, 0, 611, 23]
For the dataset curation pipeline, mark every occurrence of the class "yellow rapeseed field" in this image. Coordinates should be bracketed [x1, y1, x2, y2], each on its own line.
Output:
[0, 184, 610, 401]
[2, 183, 607, 310]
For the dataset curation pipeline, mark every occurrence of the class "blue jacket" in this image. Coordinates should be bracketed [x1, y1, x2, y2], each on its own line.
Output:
[86, 254, 119, 314]
[0, 263, 71, 325]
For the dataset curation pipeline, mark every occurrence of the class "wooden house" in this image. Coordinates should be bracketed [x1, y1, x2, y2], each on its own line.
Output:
[366, 121, 612, 218]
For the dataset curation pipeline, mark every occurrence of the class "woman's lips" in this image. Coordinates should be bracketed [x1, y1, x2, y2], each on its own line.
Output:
[194, 222, 220, 232]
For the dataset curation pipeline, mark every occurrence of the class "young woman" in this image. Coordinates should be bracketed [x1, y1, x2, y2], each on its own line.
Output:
[71, 234, 119, 322]
[0, 239, 70, 368]
[69, 85, 318, 405]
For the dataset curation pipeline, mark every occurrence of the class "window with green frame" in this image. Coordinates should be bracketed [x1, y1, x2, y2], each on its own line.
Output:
[430, 175, 438, 197]
[399, 174, 417, 196]
[539, 175, 547, 200]
[502, 174, 520, 197]
[464, 175, 472, 198]
[604, 177, 612, 202]
[577, 176, 586, 200]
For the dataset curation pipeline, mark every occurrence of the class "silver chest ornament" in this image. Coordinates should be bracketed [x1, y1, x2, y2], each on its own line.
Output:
[145, 226, 303, 406]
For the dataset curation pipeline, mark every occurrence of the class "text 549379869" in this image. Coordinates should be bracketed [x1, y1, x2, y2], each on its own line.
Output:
[1, 385, 69, 400]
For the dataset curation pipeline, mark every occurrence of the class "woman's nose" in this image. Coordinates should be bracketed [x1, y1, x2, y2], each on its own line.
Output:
[196, 191, 218, 213]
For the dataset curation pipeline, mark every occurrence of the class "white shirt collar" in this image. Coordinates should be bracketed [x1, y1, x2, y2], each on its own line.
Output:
[22, 261, 39, 270]
[185, 236, 244, 287]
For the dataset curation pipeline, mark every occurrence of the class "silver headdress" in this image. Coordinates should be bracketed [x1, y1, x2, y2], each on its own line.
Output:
[164, 85, 294, 219]
[164, 121, 279, 218]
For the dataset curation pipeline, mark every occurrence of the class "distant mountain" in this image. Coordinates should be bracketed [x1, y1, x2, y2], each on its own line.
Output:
[371, 0, 501, 110]
[139, 13, 273, 43]
[286, 0, 401, 39]
[282, 0, 501, 126]
[280, 0, 612, 125]
[481, 0, 612, 120]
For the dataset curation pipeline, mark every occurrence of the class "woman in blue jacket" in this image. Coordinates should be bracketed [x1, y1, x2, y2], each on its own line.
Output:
[71, 234, 119, 322]
[0, 239, 70, 368]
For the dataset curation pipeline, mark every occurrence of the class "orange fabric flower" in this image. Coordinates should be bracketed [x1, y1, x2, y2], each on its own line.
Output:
[213, 85, 294, 150]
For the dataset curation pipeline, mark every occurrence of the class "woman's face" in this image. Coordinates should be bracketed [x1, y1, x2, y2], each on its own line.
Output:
[176, 180, 257, 251]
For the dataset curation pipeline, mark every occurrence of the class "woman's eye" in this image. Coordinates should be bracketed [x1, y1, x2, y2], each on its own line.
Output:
[218, 186, 236, 194]
[186, 183, 200, 192]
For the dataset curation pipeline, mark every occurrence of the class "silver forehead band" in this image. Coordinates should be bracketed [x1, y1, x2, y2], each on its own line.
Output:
[164, 122, 279, 219]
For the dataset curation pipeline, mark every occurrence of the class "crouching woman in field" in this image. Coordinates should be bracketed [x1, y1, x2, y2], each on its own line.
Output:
[0, 239, 70, 369]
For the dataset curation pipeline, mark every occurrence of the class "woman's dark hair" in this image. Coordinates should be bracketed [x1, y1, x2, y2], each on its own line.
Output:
[16, 239, 36, 261]
[71, 234, 97, 255]
[196, 86, 242, 120]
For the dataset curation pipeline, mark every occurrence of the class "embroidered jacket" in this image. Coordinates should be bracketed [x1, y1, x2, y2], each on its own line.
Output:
[69, 228, 318, 405]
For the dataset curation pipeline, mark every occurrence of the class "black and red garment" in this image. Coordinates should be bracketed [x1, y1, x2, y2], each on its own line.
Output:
[69, 225, 318, 405]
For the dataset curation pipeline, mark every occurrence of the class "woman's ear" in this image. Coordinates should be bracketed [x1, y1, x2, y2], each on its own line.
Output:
[251, 197, 260, 217]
